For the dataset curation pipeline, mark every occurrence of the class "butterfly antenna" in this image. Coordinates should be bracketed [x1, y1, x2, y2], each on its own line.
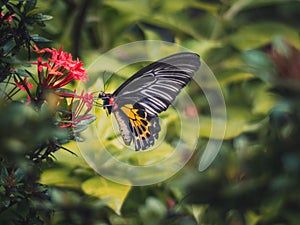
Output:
[91, 90, 101, 96]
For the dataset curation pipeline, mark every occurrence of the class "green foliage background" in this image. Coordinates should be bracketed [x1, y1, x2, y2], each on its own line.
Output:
[1, 0, 300, 224]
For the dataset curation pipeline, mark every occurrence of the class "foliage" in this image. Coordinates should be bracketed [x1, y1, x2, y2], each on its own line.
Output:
[0, 0, 95, 224]
[0, 0, 51, 83]
[1, 0, 300, 225]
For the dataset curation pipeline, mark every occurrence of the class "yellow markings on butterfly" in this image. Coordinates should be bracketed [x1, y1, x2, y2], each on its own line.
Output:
[121, 104, 151, 139]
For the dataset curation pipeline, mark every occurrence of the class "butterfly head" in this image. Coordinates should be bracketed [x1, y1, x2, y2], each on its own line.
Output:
[98, 92, 115, 114]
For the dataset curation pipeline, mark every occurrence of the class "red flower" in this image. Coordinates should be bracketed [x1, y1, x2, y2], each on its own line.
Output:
[0, 12, 13, 22]
[56, 89, 95, 128]
[32, 45, 88, 89]
[14, 76, 33, 91]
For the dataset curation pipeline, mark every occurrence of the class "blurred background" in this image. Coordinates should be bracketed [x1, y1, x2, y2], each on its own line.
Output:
[1, 0, 300, 224]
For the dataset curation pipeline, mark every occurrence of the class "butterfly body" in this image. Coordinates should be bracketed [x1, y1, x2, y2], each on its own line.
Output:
[99, 52, 200, 151]
[100, 93, 115, 113]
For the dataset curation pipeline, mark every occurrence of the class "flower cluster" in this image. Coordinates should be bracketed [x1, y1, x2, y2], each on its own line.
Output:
[33, 45, 88, 89]
[56, 89, 95, 129]
[10, 45, 95, 142]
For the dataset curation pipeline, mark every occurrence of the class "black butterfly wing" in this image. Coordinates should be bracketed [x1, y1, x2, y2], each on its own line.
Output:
[113, 52, 200, 115]
[111, 52, 200, 150]
[113, 104, 161, 150]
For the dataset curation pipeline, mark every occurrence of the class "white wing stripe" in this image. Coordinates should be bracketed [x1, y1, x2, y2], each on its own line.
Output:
[114, 52, 200, 115]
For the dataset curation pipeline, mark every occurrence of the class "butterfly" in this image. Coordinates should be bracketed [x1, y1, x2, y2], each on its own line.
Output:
[98, 52, 200, 151]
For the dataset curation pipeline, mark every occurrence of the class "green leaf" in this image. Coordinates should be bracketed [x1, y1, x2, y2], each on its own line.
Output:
[149, 14, 202, 39]
[40, 169, 82, 188]
[2, 198, 10, 208]
[233, 0, 297, 12]
[13, 69, 32, 77]
[218, 71, 255, 86]
[76, 115, 97, 126]
[159, 0, 219, 13]
[183, 39, 222, 57]
[82, 176, 131, 215]
[0, 168, 9, 185]
[159, 0, 194, 12]
[139, 197, 167, 225]
[190, 1, 220, 12]
[139, 25, 162, 40]
[24, 0, 37, 13]
[104, 0, 202, 39]
[6, 2, 22, 17]
[30, 13, 53, 22]
[104, 0, 151, 15]
[73, 115, 97, 134]
[30, 34, 51, 43]
[199, 107, 260, 139]
[228, 22, 300, 50]
[252, 86, 278, 115]
[245, 211, 261, 225]
[52, 142, 87, 166]
[224, 0, 290, 20]
[2, 39, 16, 54]
[243, 50, 276, 82]
[55, 88, 76, 95]
[14, 168, 25, 183]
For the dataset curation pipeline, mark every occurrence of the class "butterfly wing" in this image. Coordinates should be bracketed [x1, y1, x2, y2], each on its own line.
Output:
[113, 104, 161, 150]
[112, 52, 200, 150]
[113, 52, 201, 116]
